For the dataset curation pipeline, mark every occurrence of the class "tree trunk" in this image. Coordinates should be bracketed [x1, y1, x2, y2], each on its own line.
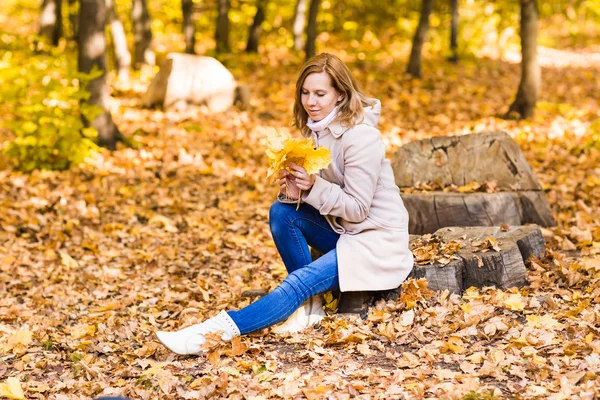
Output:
[506, 0, 540, 119]
[68, 0, 79, 40]
[39, 0, 63, 46]
[407, 0, 434, 78]
[182, 0, 196, 54]
[304, 0, 320, 59]
[132, 0, 155, 68]
[215, 0, 230, 53]
[78, 0, 120, 150]
[246, 0, 266, 53]
[106, 0, 131, 83]
[293, 0, 308, 51]
[449, 0, 458, 63]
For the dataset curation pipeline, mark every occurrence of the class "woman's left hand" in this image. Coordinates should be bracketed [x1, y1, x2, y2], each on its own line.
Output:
[288, 164, 316, 192]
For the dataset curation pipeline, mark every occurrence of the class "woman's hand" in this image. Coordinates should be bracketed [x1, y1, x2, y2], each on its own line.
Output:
[278, 170, 301, 200]
[288, 164, 316, 192]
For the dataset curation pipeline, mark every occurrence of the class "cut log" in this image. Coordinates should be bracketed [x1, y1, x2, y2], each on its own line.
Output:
[143, 53, 249, 112]
[429, 225, 545, 291]
[392, 131, 542, 190]
[401, 191, 555, 234]
[337, 225, 545, 314]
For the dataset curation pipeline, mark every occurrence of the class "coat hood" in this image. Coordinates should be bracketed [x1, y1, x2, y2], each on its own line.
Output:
[362, 98, 381, 128]
[329, 98, 381, 138]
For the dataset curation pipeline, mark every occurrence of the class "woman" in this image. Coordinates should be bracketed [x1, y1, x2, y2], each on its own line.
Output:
[156, 53, 413, 355]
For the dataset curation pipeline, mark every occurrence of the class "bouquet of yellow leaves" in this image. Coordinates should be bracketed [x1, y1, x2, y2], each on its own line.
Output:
[265, 128, 331, 209]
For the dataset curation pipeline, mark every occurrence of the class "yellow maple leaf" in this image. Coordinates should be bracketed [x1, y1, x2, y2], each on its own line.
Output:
[400, 278, 434, 310]
[0, 377, 25, 400]
[445, 336, 466, 354]
[265, 129, 331, 183]
[457, 181, 482, 193]
[230, 337, 248, 356]
[59, 250, 79, 269]
[69, 324, 97, 340]
[504, 293, 526, 311]
[323, 291, 339, 314]
[3, 329, 33, 356]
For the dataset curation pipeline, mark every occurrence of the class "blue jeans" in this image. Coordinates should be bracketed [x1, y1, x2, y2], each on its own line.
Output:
[228, 202, 340, 334]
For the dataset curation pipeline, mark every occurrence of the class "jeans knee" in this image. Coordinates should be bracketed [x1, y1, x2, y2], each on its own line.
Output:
[269, 201, 294, 236]
[281, 269, 310, 297]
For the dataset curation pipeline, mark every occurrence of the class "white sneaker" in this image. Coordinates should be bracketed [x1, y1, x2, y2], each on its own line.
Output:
[272, 296, 325, 334]
[156, 311, 240, 355]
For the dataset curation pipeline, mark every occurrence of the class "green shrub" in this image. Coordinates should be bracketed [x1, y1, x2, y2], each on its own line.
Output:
[0, 40, 103, 172]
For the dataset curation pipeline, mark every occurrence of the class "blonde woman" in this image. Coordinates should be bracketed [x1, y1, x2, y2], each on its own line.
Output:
[157, 53, 414, 355]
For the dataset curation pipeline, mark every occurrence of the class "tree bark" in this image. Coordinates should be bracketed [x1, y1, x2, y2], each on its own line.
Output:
[293, 0, 308, 51]
[132, 0, 155, 68]
[215, 0, 230, 53]
[78, 0, 120, 150]
[506, 0, 540, 119]
[246, 0, 266, 53]
[39, 0, 63, 46]
[304, 0, 320, 59]
[182, 0, 196, 54]
[449, 0, 458, 63]
[407, 0, 434, 78]
[68, 0, 79, 40]
[106, 0, 131, 83]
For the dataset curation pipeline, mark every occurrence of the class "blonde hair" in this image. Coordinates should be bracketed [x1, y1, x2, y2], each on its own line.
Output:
[293, 53, 375, 137]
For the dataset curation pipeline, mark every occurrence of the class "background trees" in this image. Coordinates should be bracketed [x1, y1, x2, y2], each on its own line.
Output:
[78, 0, 121, 149]
[406, 0, 434, 78]
[506, 0, 540, 119]
[1, 0, 597, 168]
[38, 0, 62, 45]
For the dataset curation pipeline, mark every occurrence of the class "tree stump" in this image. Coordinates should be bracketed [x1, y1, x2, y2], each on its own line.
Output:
[143, 53, 250, 112]
[402, 191, 555, 235]
[337, 225, 545, 314]
[391, 131, 555, 234]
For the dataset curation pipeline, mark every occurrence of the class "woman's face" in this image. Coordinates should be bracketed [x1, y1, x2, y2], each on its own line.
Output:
[301, 71, 343, 122]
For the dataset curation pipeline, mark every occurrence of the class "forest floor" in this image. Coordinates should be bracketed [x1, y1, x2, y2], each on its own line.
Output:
[1, 4, 600, 400]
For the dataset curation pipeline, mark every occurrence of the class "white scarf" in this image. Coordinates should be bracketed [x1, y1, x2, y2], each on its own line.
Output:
[306, 106, 338, 133]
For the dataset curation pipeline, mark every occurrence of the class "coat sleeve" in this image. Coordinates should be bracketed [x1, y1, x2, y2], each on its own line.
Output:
[302, 127, 384, 223]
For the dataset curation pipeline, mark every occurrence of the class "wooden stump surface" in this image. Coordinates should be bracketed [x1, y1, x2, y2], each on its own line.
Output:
[402, 191, 555, 234]
[391, 131, 542, 190]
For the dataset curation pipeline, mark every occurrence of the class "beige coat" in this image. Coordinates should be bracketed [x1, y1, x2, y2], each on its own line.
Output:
[296, 99, 414, 291]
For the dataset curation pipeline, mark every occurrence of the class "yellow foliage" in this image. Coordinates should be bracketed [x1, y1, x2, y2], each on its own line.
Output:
[264, 129, 331, 183]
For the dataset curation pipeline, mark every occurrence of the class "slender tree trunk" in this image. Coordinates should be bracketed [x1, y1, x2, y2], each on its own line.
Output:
[106, 0, 131, 83]
[293, 0, 308, 51]
[78, 0, 120, 149]
[506, 0, 540, 119]
[246, 0, 266, 53]
[68, 0, 79, 40]
[39, 0, 63, 46]
[407, 0, 434, 78]
[449, 0, 458, 63]
[182, 0, 196, 54]
[304, 0, 320, 59]
[132, 0, 155, 68]
[215, 0, 230, 53]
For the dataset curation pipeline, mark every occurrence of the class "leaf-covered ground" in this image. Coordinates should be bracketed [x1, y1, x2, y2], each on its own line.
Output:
[2, 8, 600, 400]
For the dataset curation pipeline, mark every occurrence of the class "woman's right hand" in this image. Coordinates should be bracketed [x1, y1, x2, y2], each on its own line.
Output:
[278, 170, 301, 200]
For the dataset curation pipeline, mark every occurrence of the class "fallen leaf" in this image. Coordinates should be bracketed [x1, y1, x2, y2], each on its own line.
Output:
[0, 377, 25, 400]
